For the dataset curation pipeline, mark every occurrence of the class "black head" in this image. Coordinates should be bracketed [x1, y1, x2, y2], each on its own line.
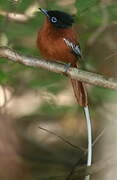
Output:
[39, 8, 74, 28]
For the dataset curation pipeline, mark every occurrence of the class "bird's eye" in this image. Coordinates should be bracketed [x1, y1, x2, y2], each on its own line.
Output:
[51, 16, 57, 23]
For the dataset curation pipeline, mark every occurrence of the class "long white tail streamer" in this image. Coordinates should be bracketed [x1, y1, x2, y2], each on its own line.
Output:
[84, 106, 92, 180]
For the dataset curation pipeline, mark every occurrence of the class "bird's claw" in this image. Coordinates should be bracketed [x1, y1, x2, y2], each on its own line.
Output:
[64, 63, 71, 73]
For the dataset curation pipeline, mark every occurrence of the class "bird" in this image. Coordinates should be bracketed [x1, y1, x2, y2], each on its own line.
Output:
[37, 8, 92, 177]
[37, 8, 87, 107]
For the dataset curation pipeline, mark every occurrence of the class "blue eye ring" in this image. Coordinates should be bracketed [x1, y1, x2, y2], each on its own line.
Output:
[51, 16, 57, 23]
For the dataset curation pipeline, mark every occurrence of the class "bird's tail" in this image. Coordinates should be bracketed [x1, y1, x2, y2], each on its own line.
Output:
[84, 106, 92, 180]
[70, 65, 92, 180]
[70, 78, 87, 107]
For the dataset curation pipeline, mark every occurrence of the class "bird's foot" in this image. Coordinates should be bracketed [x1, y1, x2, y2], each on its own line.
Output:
[64, 63, 71, 73]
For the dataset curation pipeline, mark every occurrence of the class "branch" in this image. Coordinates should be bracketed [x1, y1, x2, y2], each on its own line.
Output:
[0, 2, 38, 23]
[38, 126, 85, 152]
[0, 46, 117, 90]
[0, 10, 29, 23]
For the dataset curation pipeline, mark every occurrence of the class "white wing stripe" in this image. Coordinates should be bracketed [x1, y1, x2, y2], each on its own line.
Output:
[63, 38, 81, 57]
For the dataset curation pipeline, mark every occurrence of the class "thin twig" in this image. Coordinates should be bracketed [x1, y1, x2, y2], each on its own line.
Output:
[93, 128, 105, 147]
[66, 155, 117, 179]
[65, 128, 105, 180]
[38, 126, 85, 152]
[105, 51, 117, 61]
[71, 155, 117, 179]
[40, 153, 117, 179]
[0, 47, 117, 90]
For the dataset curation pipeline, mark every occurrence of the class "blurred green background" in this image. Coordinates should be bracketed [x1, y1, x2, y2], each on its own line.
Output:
[0, 0, 117, 180]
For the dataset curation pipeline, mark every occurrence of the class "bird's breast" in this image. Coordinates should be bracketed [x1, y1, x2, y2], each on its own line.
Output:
[37, 27, 77, 65]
